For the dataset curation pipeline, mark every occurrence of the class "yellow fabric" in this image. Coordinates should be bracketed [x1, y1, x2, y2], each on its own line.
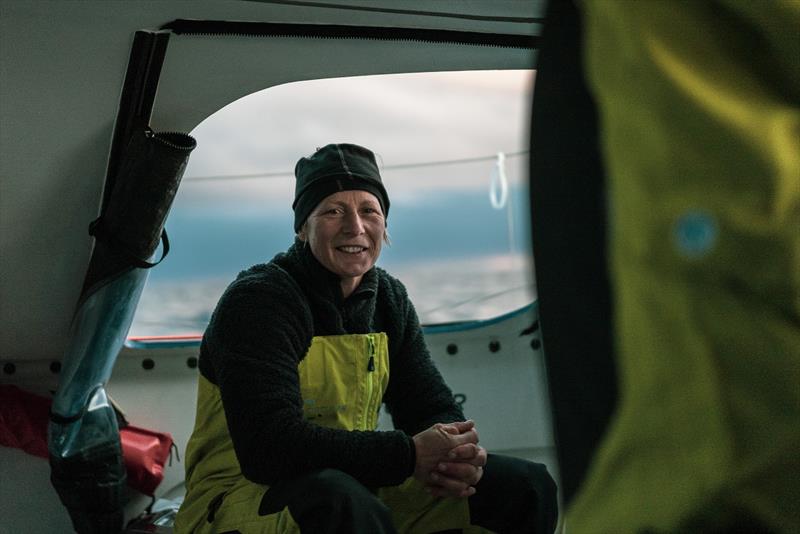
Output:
[297, 333, 390, 431]
[176, 332, 472, 533]
[176, 374, 242, 534]
[569, 1, 800, 533]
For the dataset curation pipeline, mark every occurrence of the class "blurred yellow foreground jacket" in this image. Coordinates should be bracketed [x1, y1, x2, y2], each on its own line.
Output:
[568, 1, 800, 532]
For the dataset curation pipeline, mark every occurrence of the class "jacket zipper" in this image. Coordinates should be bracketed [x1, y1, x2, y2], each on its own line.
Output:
[365, 334, 376, 429]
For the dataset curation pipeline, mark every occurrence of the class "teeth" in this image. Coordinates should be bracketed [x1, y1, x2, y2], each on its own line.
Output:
[339, 246, 365, 253]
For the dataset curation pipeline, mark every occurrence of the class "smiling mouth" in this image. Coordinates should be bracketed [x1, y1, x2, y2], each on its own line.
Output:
[337, 246, 368, 254]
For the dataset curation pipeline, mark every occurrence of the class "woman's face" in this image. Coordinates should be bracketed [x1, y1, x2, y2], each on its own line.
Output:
[302, 190, 385, 296]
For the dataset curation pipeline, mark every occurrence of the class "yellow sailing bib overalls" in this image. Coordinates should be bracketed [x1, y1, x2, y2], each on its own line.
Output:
[175, 333, 472, 533]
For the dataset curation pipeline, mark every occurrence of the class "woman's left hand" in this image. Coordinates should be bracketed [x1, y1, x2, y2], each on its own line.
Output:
[426, 430, 488, 498]
[427, 453, 485, 498]
[445, 442, 488, 466]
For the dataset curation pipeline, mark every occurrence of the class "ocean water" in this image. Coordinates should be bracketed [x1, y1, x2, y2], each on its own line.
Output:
[129, 253, 536, 337]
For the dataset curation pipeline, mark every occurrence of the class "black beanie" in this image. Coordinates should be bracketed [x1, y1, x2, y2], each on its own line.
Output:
[293, 143, 390, 232]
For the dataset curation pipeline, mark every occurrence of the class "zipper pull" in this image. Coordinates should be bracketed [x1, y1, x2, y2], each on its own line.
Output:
[367, 335, 376, 371]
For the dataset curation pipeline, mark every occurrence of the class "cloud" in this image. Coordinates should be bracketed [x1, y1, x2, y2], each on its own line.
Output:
[178, 69, 533, 210]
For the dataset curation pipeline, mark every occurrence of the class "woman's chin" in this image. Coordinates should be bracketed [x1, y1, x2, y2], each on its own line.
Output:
[334, 262, 373, 279]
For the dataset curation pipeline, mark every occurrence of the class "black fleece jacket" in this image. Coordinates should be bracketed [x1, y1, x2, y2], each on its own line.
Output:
[198, 240, 464, 488]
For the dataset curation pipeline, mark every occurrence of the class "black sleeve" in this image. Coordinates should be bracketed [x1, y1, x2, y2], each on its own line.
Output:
[204, 269, 415, 487]
[381, 278, 466, 436]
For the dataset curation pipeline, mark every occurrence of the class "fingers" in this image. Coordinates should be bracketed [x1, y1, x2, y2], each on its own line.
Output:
[447, 443, 477, 461]
[426, 470, 477, 498]
[447, 444, 488, 467]
[436, 461, 483, 486]
[445, 420, 475, 434]
[438, 420, 476, 438]
[446, 426, 479, 448]
[425, 462, 484, 498]
[413, 422, 483, 493]
[413, 425, 475, 487]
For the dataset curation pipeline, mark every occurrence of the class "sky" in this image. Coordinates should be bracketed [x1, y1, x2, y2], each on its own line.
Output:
[133, 69, 537, 333]
[160, 69, 535, 274]
[175, 70, 534, 212]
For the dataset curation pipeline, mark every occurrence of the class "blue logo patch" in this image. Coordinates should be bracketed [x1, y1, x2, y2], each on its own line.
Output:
[673, 211, 718, 258]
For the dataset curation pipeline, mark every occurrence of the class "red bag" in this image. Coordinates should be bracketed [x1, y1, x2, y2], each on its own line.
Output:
[120, 425, 175, 496]
[0, 385, 50, 459]
[0, 385, 175, 496]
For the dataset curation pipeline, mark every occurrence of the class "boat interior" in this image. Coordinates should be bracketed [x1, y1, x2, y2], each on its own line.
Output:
[1, 1, 555, 532]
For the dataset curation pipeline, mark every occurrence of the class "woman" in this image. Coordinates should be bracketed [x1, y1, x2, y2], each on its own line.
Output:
[175, 143, 557, 533]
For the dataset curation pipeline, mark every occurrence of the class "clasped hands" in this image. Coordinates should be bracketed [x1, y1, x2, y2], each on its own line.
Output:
[412, 420, 487, 498]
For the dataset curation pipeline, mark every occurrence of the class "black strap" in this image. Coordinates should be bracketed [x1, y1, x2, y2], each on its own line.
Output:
[49, 409, 83, 425]
[162, 19, 539, 49]
[169, 442, 181, 466]
[88, 217, 170, 269]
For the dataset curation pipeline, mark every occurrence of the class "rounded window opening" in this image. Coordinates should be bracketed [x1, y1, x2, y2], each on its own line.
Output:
[130, 70, 535, 337]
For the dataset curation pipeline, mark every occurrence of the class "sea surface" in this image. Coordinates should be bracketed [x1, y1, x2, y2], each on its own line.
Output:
[129, 253, 536, 337]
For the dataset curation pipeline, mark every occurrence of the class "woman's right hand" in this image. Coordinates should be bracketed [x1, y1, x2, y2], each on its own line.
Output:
[412, 421, 480, 498]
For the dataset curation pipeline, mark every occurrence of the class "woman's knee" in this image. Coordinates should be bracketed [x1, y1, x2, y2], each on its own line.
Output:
[260, 469, 394, 532]
[470, 455, 559, 533]
[525, 461, 557, 501]
[307, 469, 373, 496]
[289, 469, 393, 532]
[260, 468, 382, 515]
[303, 470, 389, 510]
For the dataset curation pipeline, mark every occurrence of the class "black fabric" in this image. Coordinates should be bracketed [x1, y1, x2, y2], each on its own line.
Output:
[102, 31, 169, 211]
[253, 455, 558, 534]
[259, 469, 395, 533]
[88, 223, 170, 269]
[293, 143, 389, 231]
[528, 0, 618, 505]
[79, 128, 195, 305]
[468, 454, 558, 534]
[49, 438, 126, 534]
[198, 239, 464, 487]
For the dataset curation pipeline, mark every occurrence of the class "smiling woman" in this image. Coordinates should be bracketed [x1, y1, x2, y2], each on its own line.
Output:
[299, 190, 386, 297]
[174, 137, 557, 534]
[293, 143, 390, 297]
[129, 70, 535, 337]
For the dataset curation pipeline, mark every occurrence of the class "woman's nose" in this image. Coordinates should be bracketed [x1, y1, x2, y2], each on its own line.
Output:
[342, 211, 364, 234]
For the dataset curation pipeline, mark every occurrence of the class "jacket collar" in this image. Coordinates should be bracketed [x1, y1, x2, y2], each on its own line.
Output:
[289, 238, 378, 303]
